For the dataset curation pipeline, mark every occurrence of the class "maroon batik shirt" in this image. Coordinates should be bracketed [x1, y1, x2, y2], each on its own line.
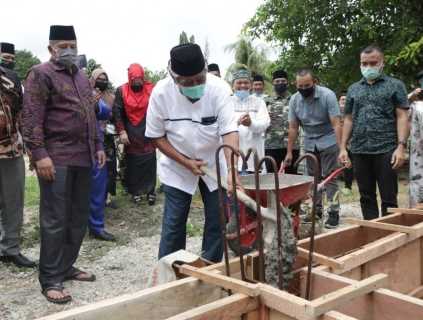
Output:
[22, 60, 102, 168]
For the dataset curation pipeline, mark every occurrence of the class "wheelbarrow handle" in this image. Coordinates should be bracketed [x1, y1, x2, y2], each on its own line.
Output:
[317, 166, 346, 192]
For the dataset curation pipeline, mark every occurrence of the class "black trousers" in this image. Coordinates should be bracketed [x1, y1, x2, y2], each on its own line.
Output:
[352, 152, 398, 220]
[38, 166, 91, 289]
[344, 149, 354, 189]
[264, 148, 300, 174]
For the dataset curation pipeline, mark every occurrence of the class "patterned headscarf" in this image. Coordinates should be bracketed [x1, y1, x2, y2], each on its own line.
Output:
[232, 69, 251, 82]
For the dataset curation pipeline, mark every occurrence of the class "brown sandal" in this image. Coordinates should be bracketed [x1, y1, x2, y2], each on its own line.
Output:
[64, 267, 96, 282]
[42, 286, 72, 304]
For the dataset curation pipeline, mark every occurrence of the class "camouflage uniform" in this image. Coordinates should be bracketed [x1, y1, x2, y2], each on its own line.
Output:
[265, 94, 295, 150]
[0, 66, 25, 256]
[264, 94, 303, 173]
[410, 101, 423, 207]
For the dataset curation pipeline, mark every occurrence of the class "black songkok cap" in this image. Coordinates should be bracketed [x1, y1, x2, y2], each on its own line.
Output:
[272, 69, 288, 80]
[208, 63, 220, 72]
[0, 43, 15, 55]
[253, 74, 264, 82]
[49, 25, 77, 41]
[170, 43, 205, 77]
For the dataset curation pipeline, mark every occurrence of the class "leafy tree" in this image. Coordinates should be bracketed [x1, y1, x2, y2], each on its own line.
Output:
[14, 50, 41, 80]
[245, 0, 423, 93]
[144, 68, 168, 84]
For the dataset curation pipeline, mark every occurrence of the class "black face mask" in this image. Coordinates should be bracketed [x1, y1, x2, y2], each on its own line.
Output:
[95, 80, 108, 92]
[1, 61, 15, 70]
[298, 86, 314, 98]
[131, 83, 143, 92]
[274, 83, 287, 95]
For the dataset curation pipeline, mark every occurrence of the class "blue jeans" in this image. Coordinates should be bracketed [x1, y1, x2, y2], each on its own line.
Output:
[158, 179, 223, 262]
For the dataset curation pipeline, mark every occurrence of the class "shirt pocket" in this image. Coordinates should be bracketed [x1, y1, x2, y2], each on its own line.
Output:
[197, 121, 219, 144]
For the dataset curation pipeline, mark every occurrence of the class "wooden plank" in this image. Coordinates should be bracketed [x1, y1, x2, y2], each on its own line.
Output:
[297, 247, 344, 270]
[387, 207, 423, 215]
[259, 283, 313, 320]
[319, 232, 409, 275]
[36, 277, 223, 320]
[166, 293, 258, 320]
[179, 264, 260, 297]
[308, 274, 387, 317]
[373, 289, 423, 320]
[321, 311, 360, 320]
[344, 218, 418, 235]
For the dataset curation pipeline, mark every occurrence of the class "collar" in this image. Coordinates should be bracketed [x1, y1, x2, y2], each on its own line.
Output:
[359, 74, 388, 85]
[275, 92, 291, 100]
[49, 58, 79, 74]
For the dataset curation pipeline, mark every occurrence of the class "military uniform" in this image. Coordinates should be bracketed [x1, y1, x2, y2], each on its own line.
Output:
[264, 94, 300, 173]
[0, 66, 25, 257]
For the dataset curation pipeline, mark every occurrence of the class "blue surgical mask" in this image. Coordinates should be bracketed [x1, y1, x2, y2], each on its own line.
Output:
[361, 66, 382, 81]
[235, 90, 250, 100]
[180, 84, 206, 100]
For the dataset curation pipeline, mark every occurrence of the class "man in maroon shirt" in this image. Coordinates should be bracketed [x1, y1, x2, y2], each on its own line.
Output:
[22, 25, 105, 304]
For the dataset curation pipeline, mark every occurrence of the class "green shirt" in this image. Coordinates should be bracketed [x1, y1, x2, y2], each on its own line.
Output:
[345, 75, 408, 154]
[265, 93, 298, 149]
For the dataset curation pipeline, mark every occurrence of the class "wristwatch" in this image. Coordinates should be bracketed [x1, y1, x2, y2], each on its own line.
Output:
[398, 140, 407, 147]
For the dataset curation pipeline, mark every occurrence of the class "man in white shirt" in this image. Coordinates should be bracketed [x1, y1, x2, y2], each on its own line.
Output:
[146, 43, 240, 262]
[230, 69, 270, 172]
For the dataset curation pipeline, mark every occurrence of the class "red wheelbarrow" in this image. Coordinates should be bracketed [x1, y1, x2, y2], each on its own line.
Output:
[203, 166, 345, 255]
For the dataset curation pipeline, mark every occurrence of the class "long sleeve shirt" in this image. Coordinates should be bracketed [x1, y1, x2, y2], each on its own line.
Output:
[231, 94, 270, 171]
[22, 60, 102, 168]
[0, 66, 23, 159]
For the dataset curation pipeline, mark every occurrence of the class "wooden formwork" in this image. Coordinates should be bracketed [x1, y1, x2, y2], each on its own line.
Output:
[37, 208, 423, 320]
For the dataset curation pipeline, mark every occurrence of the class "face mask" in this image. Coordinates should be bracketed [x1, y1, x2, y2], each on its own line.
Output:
[274, 83, 287, 95]
[180, 84, 206, 100]
[235, 90, 250, 100]
[298, 86, 314, 98]
[95, 80, 108, 92]
[361, 66, 382, 81]
[0, 60, 15, 70]
[131, 83, 143, 92]
[54, 47, 78, 68]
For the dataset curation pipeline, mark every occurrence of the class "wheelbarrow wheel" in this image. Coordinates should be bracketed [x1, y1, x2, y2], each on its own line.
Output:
[226, 208, 258, 256]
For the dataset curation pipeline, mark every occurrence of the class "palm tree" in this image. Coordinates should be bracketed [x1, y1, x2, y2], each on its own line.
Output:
[224, 35, 271, 81]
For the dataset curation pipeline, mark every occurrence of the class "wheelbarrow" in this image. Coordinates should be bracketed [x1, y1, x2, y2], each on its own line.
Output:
[202, 146, 345, 297]
[203, 163, 345, 255]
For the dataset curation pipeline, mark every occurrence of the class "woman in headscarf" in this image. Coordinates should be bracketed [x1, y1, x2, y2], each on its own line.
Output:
[113, 63, 156, 205]
[88, 68, 116, 241]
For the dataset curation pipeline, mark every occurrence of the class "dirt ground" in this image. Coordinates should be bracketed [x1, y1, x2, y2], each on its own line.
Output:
[0, 174, 410, 320]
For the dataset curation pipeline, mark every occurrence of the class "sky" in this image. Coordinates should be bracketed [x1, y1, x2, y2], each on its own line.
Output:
[1, 0, 265, 84]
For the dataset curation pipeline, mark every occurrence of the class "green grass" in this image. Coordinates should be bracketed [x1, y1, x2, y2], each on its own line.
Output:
[25, 176, 40, 207]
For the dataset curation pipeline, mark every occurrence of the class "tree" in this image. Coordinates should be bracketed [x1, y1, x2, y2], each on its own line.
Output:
[179, 31, 195, 45]
[224, 36, 271, 82]
[14, 50, 41, 80]
[245, 0, 423, 93]
[86, 58, 102, 78]
[144, 68, 168, 84]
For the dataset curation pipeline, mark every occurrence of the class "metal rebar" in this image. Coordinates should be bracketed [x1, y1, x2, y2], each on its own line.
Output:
[294, 153, 320, 300]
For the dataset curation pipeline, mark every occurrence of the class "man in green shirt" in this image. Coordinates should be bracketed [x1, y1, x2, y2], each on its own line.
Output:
[339, 45, 409, 220]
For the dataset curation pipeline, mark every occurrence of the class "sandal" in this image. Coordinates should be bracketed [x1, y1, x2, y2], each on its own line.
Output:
[64, 267, 96, 282]
[42, 286, 72, 304]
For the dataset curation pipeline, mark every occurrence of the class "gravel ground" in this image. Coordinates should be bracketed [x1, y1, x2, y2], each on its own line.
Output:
[0, 186, 364, 320]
